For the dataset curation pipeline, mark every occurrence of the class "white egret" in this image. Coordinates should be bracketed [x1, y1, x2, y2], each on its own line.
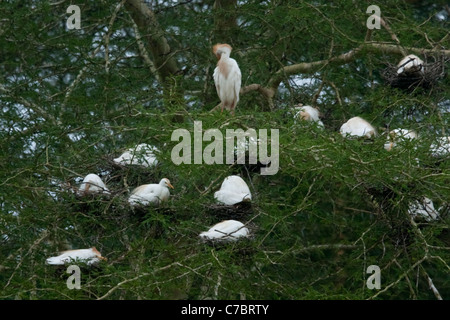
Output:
[213, 43, 242, 115]
[199, 220, 249, 242]
[384, 129, 417, 151]
[78, 173, 109, 195]
[397, 54, 424, 76]
[114, 143, 159, 167]
[340, 116, 376, 139]
[128, 178, 174, 207]
[46, 247, 107, 266]
[214, 175, 252, 206]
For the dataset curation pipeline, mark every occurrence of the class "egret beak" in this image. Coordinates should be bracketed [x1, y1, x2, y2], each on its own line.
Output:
[168, 183, 174, 189]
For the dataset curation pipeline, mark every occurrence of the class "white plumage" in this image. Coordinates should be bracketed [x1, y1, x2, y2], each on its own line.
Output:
[408, 197, 439, 221]
[113, 143, 159, 167]
[128, 178, 174, 207]
[397, 54, 424, 75]
[46, 247, 106, 266]
[294, 105, 324, 128]
[213, 43, 241, 115]
[214, 175, 252, 206]
[78, 173, 109, 195]
[430, 136, 450, 157]
[199, 220, 249, 242]
[384, 129, 417, 151]
[340, 116, 376, 139]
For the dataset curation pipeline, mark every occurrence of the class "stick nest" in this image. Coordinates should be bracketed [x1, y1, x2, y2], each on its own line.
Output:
[206, 200, 253, 220]
[381, 56, 448, 90]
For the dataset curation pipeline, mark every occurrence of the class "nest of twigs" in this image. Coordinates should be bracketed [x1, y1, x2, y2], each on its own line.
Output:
[206, 200, 253, 220]
[381, 56, 448, 90]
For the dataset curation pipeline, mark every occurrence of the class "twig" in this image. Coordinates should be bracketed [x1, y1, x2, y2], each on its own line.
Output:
[129, 12, 161, 82]
[422, 266, 443, 300]
[62, 1, 124, 109]
[4, 230, 49, 289]
[214, 273, 222, 299]
[368, 255, 428, 300]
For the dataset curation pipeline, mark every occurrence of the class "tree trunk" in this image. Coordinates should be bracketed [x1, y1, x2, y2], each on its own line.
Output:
[124, 0, 184, 111]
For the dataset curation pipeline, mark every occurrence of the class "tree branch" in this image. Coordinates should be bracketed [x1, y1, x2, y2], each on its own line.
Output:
[242, 42, 450, 105]
[124, 0, 181, 81]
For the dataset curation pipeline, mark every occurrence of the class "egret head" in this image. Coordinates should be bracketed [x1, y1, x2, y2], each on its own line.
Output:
[92, 247, 107, 261]
[161, 178, 174, 189]
[213, 43, 232, 60]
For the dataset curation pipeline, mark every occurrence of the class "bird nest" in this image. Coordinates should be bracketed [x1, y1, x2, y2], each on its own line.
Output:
[381, 56, 448, 90]
[206, 200, 253, 220]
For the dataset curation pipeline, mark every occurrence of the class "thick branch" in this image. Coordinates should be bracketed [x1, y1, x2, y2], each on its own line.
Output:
[124, 0, 181, 81]
[242, 42, 450, 104]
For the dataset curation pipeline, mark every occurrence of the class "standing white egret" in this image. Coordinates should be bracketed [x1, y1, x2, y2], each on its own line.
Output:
[213, 43, 242, 115]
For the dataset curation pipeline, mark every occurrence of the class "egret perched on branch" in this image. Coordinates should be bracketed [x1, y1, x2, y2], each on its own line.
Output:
[213, 43, 241, 115]
[128, 178, 174, 207]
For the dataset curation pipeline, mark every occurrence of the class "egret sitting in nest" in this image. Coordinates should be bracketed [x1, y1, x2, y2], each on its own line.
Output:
[293, 104, 324, 128]
[78, 173, 110, 196]
[199, 220, 249, 242]
[46, 247, 107, 266]
[408, 197, 439, 222]
[384, 129, 417, 151]
[214, 175, 252, 206]
[113, 143, 159, 167]
[397, 54, 424, 76]
[340, 116, 376, 139]
[430, 136, 450, 157]
[128, 178, 174, 207]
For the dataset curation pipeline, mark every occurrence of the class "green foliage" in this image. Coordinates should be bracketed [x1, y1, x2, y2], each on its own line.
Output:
[0, 0, 449, 300]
